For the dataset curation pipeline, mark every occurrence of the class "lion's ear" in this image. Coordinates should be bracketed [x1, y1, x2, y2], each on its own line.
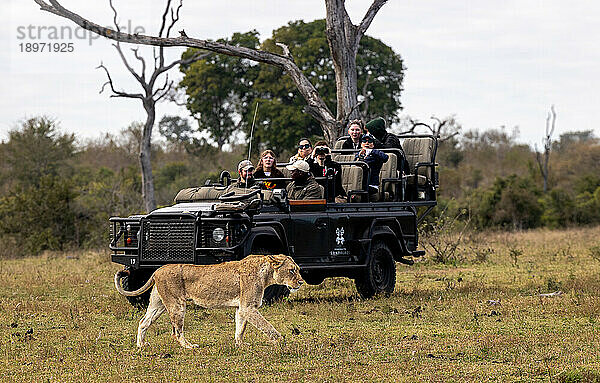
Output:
[267, 254, 286, 269]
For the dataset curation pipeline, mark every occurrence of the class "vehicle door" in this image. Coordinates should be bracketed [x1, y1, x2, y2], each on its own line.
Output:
[288, 201, 330, 262]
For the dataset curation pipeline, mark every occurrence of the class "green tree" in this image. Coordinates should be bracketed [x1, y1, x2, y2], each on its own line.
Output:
[179, 20, 404, 153]
[158, 116, 193, 145]
[0, 117, 79, 255]
[540, 188, 576, 228]
[180, 31, 260, 150]
[0, 176, 77, 255]
[469, 175, 542, 230]
[2, 117, 76, 189]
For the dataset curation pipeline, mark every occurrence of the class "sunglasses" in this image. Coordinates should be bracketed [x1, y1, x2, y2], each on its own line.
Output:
[298, 144, 312, 149]
[361, 138, 374, 143]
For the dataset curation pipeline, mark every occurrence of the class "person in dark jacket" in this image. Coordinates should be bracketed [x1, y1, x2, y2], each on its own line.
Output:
[365, 117, 408, 174]
[253, 149, 286, 189]
[341, 119, 365, 150]
[355, 134, 388, 200]
[309, 141, 346, 203]
[285, 160, 324, 200]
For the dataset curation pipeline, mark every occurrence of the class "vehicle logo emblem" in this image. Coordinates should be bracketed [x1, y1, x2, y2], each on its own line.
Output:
[336, 227, 345, 246]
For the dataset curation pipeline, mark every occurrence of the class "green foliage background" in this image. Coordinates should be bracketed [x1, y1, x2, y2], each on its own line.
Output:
[1, 116, 599, 257]
[179, 19, 404, 154]
[0, 21, 598, 257]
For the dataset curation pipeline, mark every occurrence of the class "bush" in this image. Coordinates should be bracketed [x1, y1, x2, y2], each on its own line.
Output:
[0, 176, 77, 256]
[541, 188, 576, 228]
[73, 165, 143, 248]
[469, 175, 542, 230]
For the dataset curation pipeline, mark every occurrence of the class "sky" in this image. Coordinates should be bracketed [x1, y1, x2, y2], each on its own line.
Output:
[1, 0, 599, 146]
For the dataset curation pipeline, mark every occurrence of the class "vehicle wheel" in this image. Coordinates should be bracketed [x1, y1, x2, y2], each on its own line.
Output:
[120, 268, 153, 309]
[302, 271, 325, 285]
[354, 241, 396, 299]
[262, 284, 290, 304]
[252, 247, 290, 305]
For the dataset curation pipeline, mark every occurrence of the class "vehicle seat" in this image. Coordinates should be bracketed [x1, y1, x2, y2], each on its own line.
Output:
[334, 136, 348, 150]
[379, 152, 398, 201]
[335, 153, 369, 202]
[403, 137, 436, 200]
[403, 138, 433, 184]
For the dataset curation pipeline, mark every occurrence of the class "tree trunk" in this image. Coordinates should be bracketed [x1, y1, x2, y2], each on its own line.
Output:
[325, 0, 360, 135]
[543, 149, 549, 193]
[140, 100, 157, 212]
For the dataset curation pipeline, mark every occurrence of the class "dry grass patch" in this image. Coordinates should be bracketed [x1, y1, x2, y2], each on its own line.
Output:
[1, 227, 600, 382]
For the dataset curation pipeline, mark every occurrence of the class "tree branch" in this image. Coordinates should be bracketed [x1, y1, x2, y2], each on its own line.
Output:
[164, 87, 188, 107]
[112, 43, 144, 84]
[152, 74, 171, 98]
[131, 48, 147, 81]
[439, 131, 459, 142]
[166, 0, 183, 38]
[34, 0, 335, 126]
[108, 0, 120, 32]
[275, 42, 292, 59]
[158, 0, 172, 37]
[96, 62, 144, 99]
[361, 71, 372, 116]
[340, 99, 365, 129]
[410, 119, 433, 134]
[356, 0, 388, 42]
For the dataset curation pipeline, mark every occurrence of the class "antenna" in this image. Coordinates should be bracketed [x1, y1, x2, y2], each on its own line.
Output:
[247, 102, 259, 161]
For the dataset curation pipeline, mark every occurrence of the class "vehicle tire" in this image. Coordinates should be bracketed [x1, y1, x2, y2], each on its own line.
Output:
[354, 241, 396, 299]
[262, 284, 290, 304]
[120, 268, 153, 309]
[252, 247, 290, 305]
[302, 271, 325, 285]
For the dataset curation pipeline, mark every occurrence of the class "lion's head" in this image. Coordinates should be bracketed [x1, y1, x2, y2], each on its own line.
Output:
[268, 254, 304, 292]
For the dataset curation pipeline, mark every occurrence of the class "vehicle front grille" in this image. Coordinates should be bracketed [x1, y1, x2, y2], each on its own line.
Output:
[140, 219, 195, 262]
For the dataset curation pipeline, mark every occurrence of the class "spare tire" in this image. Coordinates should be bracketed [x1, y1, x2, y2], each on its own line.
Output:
[119, 268, 154, 309]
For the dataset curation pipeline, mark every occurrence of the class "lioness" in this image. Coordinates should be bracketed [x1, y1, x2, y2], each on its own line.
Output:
[114, 254, 304, 349]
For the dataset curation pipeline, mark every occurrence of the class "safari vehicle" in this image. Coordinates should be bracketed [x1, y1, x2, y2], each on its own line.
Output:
[110, 134, 439, 307]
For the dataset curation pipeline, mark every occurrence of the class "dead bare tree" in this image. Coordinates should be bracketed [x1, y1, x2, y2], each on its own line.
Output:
[325, 0, 387, 128]
[95, 0, 207, 212]
[535, 105, 556, 193]
[403, 116, 461, 141]
[33, 0, 388, 145]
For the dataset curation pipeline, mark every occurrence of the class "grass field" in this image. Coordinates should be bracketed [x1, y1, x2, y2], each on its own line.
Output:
[1, 227, 600, 382]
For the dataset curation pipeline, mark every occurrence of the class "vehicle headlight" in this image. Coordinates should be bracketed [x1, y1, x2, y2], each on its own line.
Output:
[212, 227, 225, 242]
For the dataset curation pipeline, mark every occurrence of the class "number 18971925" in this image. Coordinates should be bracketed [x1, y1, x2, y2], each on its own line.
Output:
[19, 42, 74, 53]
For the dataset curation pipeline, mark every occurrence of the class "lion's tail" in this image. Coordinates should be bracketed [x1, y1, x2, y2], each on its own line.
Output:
[114, 270, 155, 297]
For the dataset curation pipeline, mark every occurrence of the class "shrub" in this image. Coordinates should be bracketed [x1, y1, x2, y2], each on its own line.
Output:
[469, 175, 542, 230]
[0, 176, 77, 256]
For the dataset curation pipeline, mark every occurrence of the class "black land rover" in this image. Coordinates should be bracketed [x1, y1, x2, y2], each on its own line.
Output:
[110, 134, 439, 306]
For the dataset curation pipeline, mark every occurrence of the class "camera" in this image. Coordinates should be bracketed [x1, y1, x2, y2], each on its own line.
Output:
[314, 146, 330, 156]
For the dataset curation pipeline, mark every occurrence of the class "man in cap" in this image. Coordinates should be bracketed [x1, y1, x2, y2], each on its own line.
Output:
[225, 160, 258, 191]
[365, 117, 408, 174]
[285, 160, 324, 200]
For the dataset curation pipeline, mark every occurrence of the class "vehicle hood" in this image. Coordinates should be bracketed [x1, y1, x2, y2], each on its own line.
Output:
[148, 202, 216, 216]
